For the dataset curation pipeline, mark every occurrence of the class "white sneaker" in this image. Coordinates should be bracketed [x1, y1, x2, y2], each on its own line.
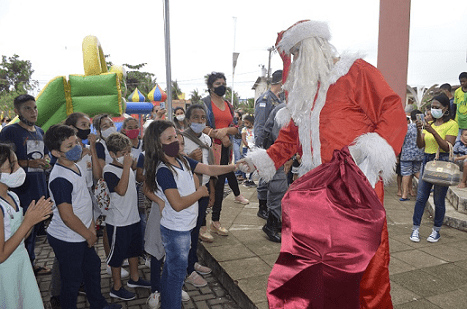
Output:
[147, 291, 160, 309]
[410, 229, 420, 243]
[106, 265, 129, 278]
[182, 290, 190, 302]
[427, 228, 441, 243]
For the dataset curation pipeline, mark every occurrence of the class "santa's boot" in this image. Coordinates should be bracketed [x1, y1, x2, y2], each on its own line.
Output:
[257, 199, 268, 219]
[263, 213, 281, 243]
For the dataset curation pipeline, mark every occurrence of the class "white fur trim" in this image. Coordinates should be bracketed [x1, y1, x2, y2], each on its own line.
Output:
[348, 132, 396, 186]
[275, 107, 291, 129]
[329, 52, 365, 84]
[278, 21, 331, 54]
[246, 148, 276, 182]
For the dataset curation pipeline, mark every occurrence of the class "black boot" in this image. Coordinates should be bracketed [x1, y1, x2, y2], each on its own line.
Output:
[263, 213, 281, 243]
[257, 199, 268, 219]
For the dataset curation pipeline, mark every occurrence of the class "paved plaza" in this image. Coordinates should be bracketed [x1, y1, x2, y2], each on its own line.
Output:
[35, 179, 467, 308]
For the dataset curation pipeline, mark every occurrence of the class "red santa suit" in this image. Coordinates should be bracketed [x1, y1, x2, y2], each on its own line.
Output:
[248, 52, 407, 308]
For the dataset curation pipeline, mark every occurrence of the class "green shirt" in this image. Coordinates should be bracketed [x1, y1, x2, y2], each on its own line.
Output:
[455, 87, 467, 129]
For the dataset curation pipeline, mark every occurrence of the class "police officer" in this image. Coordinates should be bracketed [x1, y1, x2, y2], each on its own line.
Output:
[254, 70, 283, 220]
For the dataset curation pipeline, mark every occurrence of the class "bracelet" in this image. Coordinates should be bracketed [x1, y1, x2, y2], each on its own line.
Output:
[208, 129, 213, 137]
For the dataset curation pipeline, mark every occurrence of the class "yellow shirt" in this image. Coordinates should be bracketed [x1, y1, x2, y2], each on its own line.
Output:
[455, 87, 467, 128]
[423, 119, 458, 154]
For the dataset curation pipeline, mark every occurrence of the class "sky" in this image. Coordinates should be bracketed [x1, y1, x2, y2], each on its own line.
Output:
[1, 0, 466, 101]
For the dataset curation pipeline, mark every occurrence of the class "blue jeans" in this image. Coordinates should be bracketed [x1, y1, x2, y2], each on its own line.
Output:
[160, 226, 191, 309]
[47, 234, 108, 309]
[413, 153, 450, 228]
[233, 138, 245, 178]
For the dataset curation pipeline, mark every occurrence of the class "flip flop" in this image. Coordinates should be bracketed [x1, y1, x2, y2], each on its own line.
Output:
[399, 197, 410, 201]
[34, 265, 51, 276]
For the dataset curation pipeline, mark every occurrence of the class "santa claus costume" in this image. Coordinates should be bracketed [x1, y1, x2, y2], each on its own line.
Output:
[247, 21, 407, 309]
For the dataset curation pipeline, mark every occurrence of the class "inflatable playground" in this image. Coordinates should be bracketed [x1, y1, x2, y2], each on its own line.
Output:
[21, 35, 167, 132]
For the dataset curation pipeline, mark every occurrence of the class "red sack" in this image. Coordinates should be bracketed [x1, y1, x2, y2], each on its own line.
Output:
[267, 147, 386, 309]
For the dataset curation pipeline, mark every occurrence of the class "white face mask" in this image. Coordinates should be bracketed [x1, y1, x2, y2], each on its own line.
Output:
[101, 126, 117, 139]
[176, 114, 185, 122]
[0, 167, 26, 188]
[115, 156, 125, 165]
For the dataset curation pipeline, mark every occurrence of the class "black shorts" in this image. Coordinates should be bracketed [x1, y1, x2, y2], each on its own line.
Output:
[106, 221, 142, 267]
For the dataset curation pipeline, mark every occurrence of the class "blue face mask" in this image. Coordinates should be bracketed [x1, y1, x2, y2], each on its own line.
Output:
[190, 122, 206, 134]
[64, 144, 82, 161]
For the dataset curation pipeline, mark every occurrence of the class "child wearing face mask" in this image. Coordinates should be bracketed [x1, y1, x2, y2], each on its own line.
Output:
[143, 120, 239, 309]
[44, 125, 122, 309]
[92, 114, 130, 279]
[103, 133, 151, 301]
[0, 143, 53, 309]
[121, 117, 143, 165]
[174, 107, 189, 131]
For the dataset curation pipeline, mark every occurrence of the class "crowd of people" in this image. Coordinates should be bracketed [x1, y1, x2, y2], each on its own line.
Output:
[0, 68, 290, 309]
[2, 18, 467, 309]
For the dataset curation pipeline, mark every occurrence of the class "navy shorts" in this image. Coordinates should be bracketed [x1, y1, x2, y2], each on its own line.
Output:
[106, 221, 142, 267]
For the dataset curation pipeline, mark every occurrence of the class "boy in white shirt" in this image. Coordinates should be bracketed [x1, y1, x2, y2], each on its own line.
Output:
[103, 133, 150, 301]
[44, 124, 121, 309]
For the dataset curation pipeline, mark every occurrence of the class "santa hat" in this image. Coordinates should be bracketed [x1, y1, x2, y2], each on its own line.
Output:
[277, 20, 331, 55]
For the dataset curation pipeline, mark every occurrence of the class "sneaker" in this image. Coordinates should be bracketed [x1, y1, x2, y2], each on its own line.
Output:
[122, 259, 129, 266]
[427, 229, 441, 243]
[410, 229, 420, 242]
[185, 271, 207, 287]
[210, 222, 228, 236]
[247, 180, 257, 187]
[194, 262, 212, 275]
[106, 265, 129, 278]
[127, 277, 151, 289]
[147, 291, 161, 309]
[110, 286, 136, 300]
[182, 290, 190, 302]
[234, 194, 249, 205]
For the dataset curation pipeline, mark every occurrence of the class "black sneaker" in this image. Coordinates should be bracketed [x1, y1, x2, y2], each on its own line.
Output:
[110, 287, 136, 300]
[127, 277, 151, 289]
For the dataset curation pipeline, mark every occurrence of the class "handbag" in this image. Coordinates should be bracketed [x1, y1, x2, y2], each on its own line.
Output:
[421, 141, 461, 186]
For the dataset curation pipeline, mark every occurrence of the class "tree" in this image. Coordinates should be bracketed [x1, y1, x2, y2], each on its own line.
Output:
[225, 87, 239, 107]
[123, 62, 156, 99]
[171, 80, 182, 100]
[190, 89, 202, 104]
[0, 54, 38, 113]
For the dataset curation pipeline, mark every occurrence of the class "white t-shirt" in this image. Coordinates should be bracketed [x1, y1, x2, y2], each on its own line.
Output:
[156, 159, 198, 231]
[76, 145, 93, 189]
[183, 133, 212, 185]
[103, 163, 140, 227]
[48, 164, 93, 242]
[131, 140, 143, 161]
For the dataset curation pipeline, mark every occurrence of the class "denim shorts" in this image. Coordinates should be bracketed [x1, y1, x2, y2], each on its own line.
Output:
[400, 160, 422, 176]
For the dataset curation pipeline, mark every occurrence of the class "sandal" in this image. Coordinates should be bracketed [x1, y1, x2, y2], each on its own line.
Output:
[34, 265, 51, 276]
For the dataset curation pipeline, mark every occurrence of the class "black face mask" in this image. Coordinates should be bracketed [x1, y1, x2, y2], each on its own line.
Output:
[75, 127, 91, 140]
[18, 114, 35, 127]
[213, 85, 226, 97]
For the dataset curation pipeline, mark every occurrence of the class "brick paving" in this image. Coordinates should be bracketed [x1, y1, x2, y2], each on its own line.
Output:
[34, 234, 240, 309]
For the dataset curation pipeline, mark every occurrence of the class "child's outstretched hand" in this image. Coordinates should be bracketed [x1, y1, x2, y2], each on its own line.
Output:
[24, 196, 53, 228]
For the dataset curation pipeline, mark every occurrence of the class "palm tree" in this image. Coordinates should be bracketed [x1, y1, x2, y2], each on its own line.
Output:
[407, 84, 439, 110]
[171, 80, 182, 100]
[190, 89, 202, 104]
